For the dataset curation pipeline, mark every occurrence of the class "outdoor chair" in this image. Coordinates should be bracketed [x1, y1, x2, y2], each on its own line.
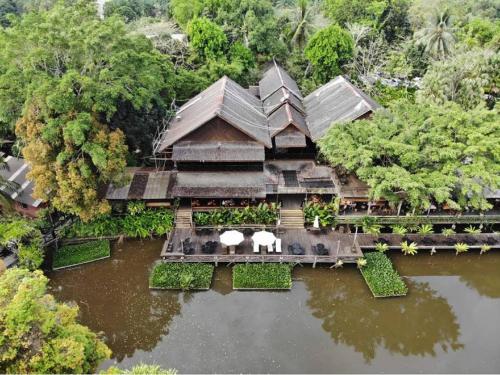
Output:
[288, 242, 305, 255]
[267, 244, 273, 253]
[312, 243, 329, 256]
[201, 241, 217, 254]
[275, 238, 282, 253]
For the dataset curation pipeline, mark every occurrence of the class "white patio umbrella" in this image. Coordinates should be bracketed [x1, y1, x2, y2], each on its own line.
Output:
[219, 230, 244, 247]
[252, 230, 276, 247]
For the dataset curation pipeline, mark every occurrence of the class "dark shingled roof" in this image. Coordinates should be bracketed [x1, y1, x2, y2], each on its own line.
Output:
[0, 155, 43, 207]
[274, 127, 307, 148]
[143, 171, 170, 199]
[304, 76, 380, 141]
[170, 171, 267, 198]
[172, 141, 265, 162]
[106, 169, 170, 200]
[259, 61, 303, 101]
[262, 87, 305, 115]
[159, 76, 271, 151]
[268, 103, 309, 137]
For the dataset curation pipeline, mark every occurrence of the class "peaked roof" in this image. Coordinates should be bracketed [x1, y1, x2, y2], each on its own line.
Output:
[0, 155, 43, 207]
[259, 61, 303, 101]
[304, 76, 381, 141]
[157, 67, 380, 154]
[159, 76, 271, 151]
[262, 86, 305, 115]
[268, 103, 309, 137]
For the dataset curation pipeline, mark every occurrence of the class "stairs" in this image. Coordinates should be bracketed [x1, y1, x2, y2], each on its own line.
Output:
[279, 209, 305, 229]
[175, 208, 192, 229]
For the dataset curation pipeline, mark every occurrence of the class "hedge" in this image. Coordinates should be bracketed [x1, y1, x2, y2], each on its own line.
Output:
[360, 252, 408, 297]
[53, 240, 111, 269]
[232, 264, 292, 290]
[149, 263, 214, 290]
[61, 208, 174, 239]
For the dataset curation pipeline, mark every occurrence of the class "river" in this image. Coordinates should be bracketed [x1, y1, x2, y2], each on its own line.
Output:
[48, 240, 500, 373]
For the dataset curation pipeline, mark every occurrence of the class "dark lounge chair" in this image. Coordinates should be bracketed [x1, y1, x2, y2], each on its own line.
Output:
[312, 243, 329, 256]
[288, 242, 305, 255]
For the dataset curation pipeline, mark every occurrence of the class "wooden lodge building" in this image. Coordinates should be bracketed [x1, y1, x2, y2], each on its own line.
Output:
[106, 62, 382, 209]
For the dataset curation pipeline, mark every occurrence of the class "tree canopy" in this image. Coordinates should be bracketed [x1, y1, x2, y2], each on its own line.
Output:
[305, 23, 354, 83]
[0, 268, 111, 373]
[0, 0, 174, 220]
[318, 101, 500, 211]
[417, 48, 499, 110]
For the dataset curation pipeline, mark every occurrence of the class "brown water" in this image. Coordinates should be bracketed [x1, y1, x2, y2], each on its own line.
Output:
[48, 240, 500, 373]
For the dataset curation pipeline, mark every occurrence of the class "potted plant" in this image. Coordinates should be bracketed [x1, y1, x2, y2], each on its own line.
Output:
[454, 242, 469, 255]
[401, 241, 418, 255]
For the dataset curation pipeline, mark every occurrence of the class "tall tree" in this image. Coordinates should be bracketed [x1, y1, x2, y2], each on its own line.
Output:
[0, 268, 111, 373]
[417, 48, 499, 109]
[415, 9, 455, 59]
[288, 0, 317, 49]
[0, 0, 173, 220]
[305, 24, 354, 83]
[318, 101, 500, 212]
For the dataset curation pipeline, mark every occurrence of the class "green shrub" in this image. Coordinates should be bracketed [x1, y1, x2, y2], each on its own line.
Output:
[357, 216, 382, 234]
[127, 201, 146, 215]
[53, 240, 111, 269]
[232, 264, 292, 289]
[192, 203, 279, 226]
[303, 199, 338, 227]
[149, 263, 214, 290]
[360, 252, 408, 297]
[62, 209, 174, 239]
[0, 218, 44, 270]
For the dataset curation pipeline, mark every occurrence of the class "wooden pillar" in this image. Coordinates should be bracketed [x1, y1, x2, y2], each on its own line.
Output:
[313, 256, 317, 268]
[397, 201, 403, 216]
[215, 256, 218, 267]
[367, 201, 372, 215]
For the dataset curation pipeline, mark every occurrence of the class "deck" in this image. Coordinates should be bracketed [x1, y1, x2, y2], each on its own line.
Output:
[161, 228, 363, 264]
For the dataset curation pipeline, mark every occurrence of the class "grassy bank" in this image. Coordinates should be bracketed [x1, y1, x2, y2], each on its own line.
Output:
[232, 264, 292, 290]
[360, 252, 408, 297]
[53, 240, 111, 269]
[149, 263, 214, 290]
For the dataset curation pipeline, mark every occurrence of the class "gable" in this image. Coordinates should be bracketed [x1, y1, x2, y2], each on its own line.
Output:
[179, 117, 254, 143]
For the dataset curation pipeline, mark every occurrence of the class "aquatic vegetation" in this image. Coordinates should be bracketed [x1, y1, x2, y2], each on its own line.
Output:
[53, 240, 111, 269]
[232, 264, 292, 289]
[149, 263, 214, 290]
[360, 252, 408, 297]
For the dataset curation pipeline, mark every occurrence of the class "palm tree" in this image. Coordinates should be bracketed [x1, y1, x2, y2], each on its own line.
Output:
[288, 0, 318, 49]
[416, 9, 455, 59]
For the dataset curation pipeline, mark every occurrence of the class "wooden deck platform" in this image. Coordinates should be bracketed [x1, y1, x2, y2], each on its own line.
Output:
[160, 227, 363, 264]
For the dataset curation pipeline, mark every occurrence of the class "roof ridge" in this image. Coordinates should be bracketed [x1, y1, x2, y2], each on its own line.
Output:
[217, 76, 228, 115]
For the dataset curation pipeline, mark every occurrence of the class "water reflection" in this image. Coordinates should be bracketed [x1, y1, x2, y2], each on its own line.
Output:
[47, 241, 500, 373]
[392, 252, 500, 299]
[302, 267, 463, 362]
[48, 240, 182, 361]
